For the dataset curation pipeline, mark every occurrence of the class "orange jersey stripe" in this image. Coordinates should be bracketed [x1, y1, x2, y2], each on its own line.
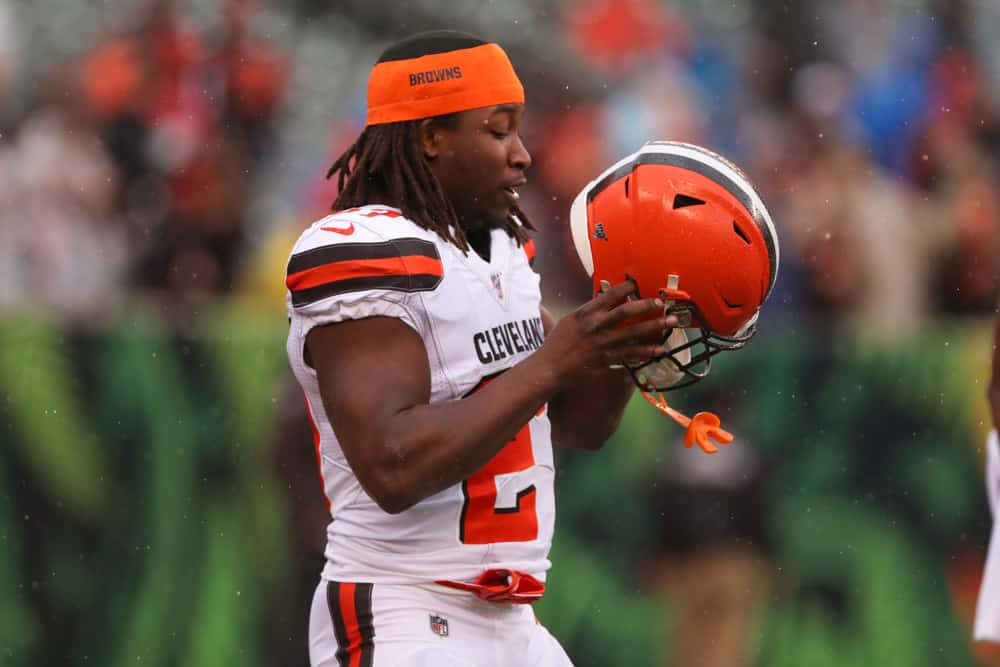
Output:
[302, 392, 331, 512]
[286, 254, 443, 292]
[524, 238, 536, 263]
[338, 583, 363, 667]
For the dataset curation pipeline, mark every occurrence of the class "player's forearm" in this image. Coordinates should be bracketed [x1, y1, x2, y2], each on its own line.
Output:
[548, 366, 635, 450]
[361, 351, 561, 513]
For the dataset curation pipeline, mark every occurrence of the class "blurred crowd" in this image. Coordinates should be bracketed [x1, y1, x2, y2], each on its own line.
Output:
[0, 0, 997, 336]
[0, 0, 288, 319]
[3, 3, 997, 666]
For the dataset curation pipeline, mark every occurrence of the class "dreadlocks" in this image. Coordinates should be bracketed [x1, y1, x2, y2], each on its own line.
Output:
[325, 117, 535, 254]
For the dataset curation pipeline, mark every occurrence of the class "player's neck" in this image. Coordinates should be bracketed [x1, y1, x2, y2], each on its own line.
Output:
[466, 226, 492, 262]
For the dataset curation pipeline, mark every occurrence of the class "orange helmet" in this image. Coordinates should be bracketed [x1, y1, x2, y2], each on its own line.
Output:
[570, 141, 779, 391]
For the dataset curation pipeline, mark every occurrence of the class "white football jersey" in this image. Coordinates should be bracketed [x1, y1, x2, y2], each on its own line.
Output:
[285, 205, 554, 584]
[975, 429, 1000, 641]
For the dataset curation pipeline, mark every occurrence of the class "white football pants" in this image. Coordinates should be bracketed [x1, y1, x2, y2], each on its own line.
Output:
[309, 578, 574, 667]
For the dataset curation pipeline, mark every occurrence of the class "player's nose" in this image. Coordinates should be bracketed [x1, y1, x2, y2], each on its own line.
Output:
[509, 133, 531, 171]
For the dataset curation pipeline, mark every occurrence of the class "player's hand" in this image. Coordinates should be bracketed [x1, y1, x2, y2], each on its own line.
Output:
[539, 281, 678, 387]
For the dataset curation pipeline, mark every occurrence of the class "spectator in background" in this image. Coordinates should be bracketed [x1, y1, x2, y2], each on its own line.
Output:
[562, 0, 689, 75]
[217, 0, 289, 163]
[780, 135, 940, 340]
[931, 166, 1000, 315]
[525, 102, 609, 305]
[72, 0, 289, 302]
[126, 0, 250, 296]
[0, 75, 126, 320]
[914, 51, 1000, 316]
[0, 0, 18, 120]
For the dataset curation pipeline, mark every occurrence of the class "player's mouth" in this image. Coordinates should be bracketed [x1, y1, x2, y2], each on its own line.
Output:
[502, 179, 526, 206]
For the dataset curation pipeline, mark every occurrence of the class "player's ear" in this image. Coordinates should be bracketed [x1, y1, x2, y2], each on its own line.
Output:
[420, 118, 441, 160]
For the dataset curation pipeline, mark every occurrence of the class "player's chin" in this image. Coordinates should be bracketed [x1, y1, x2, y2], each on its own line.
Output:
[495, 188, 521, 217]
[483, 204, 516, 227]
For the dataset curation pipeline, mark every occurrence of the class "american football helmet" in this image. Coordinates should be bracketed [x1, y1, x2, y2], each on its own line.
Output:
[570, 141, 779, 392]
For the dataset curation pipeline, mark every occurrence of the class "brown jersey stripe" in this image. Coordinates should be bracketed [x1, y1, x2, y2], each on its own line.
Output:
[353, 583, 375, 667]
[290, 273, 442, 307]
[287, 238, 440, 275]
[327, 581, 352, 667]
[327, 581, 375, 667]
[287, 238, 444, 306]
[286, 254, 443, 292]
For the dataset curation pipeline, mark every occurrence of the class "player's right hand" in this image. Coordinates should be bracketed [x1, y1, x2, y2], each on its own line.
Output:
[539, 281, 678, 387]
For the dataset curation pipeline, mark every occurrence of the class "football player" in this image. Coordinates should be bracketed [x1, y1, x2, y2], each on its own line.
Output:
[288, 30, 671, 667]
[286, 31, 777, 667]
[975, 303, 1000, 662]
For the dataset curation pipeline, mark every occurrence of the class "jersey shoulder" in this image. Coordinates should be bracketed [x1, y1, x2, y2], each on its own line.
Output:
[285, 206, 446, 310]
[289, 205, 440, 251]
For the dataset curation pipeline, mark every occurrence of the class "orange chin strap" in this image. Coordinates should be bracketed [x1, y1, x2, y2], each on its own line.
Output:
[640, 389, 734, 454]
[366, 43, 524, 126]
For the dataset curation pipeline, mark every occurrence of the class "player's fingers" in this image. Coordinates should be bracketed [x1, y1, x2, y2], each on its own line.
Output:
[601, 297, 665, 327]
[579, 280, 637, 314]
[605, 317, 676, 345]
[604, 342, 665, 367]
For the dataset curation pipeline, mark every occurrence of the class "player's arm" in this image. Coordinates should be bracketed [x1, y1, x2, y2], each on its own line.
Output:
[307, 281, 672, 514]
[542, 305, 666, 450]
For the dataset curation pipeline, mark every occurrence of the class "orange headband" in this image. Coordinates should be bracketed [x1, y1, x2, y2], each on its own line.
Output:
[366, 43, 524, 126]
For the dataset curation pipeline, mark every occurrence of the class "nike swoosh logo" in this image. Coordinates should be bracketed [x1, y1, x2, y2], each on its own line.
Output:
[321, 222, 355, 235]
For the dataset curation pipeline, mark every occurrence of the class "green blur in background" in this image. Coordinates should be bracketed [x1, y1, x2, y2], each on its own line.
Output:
[1, 304, 992, 666]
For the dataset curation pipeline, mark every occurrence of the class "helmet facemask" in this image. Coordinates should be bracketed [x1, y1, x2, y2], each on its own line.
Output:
[625, 301, 759, 393]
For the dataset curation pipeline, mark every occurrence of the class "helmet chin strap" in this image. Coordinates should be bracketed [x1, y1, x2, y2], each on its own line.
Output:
[638, 389, 733, 454]
[627, 329, 733, 454]
[599, 279, 734, 454]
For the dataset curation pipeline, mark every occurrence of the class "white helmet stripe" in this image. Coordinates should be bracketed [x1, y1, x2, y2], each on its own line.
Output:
[569, 187, 593, 276]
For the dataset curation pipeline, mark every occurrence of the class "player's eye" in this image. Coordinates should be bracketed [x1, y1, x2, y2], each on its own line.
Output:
[490, 129, 510, 139]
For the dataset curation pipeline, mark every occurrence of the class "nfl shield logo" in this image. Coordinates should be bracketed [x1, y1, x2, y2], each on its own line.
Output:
[429, 614, 449, 637]
[490, 272, 504, 300]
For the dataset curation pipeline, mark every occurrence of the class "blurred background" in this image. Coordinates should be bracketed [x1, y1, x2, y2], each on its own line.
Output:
[2, 0, 999, 665]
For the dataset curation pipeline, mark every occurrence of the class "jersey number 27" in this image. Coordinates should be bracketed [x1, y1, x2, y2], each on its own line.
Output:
[459, 376, 540, 544]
